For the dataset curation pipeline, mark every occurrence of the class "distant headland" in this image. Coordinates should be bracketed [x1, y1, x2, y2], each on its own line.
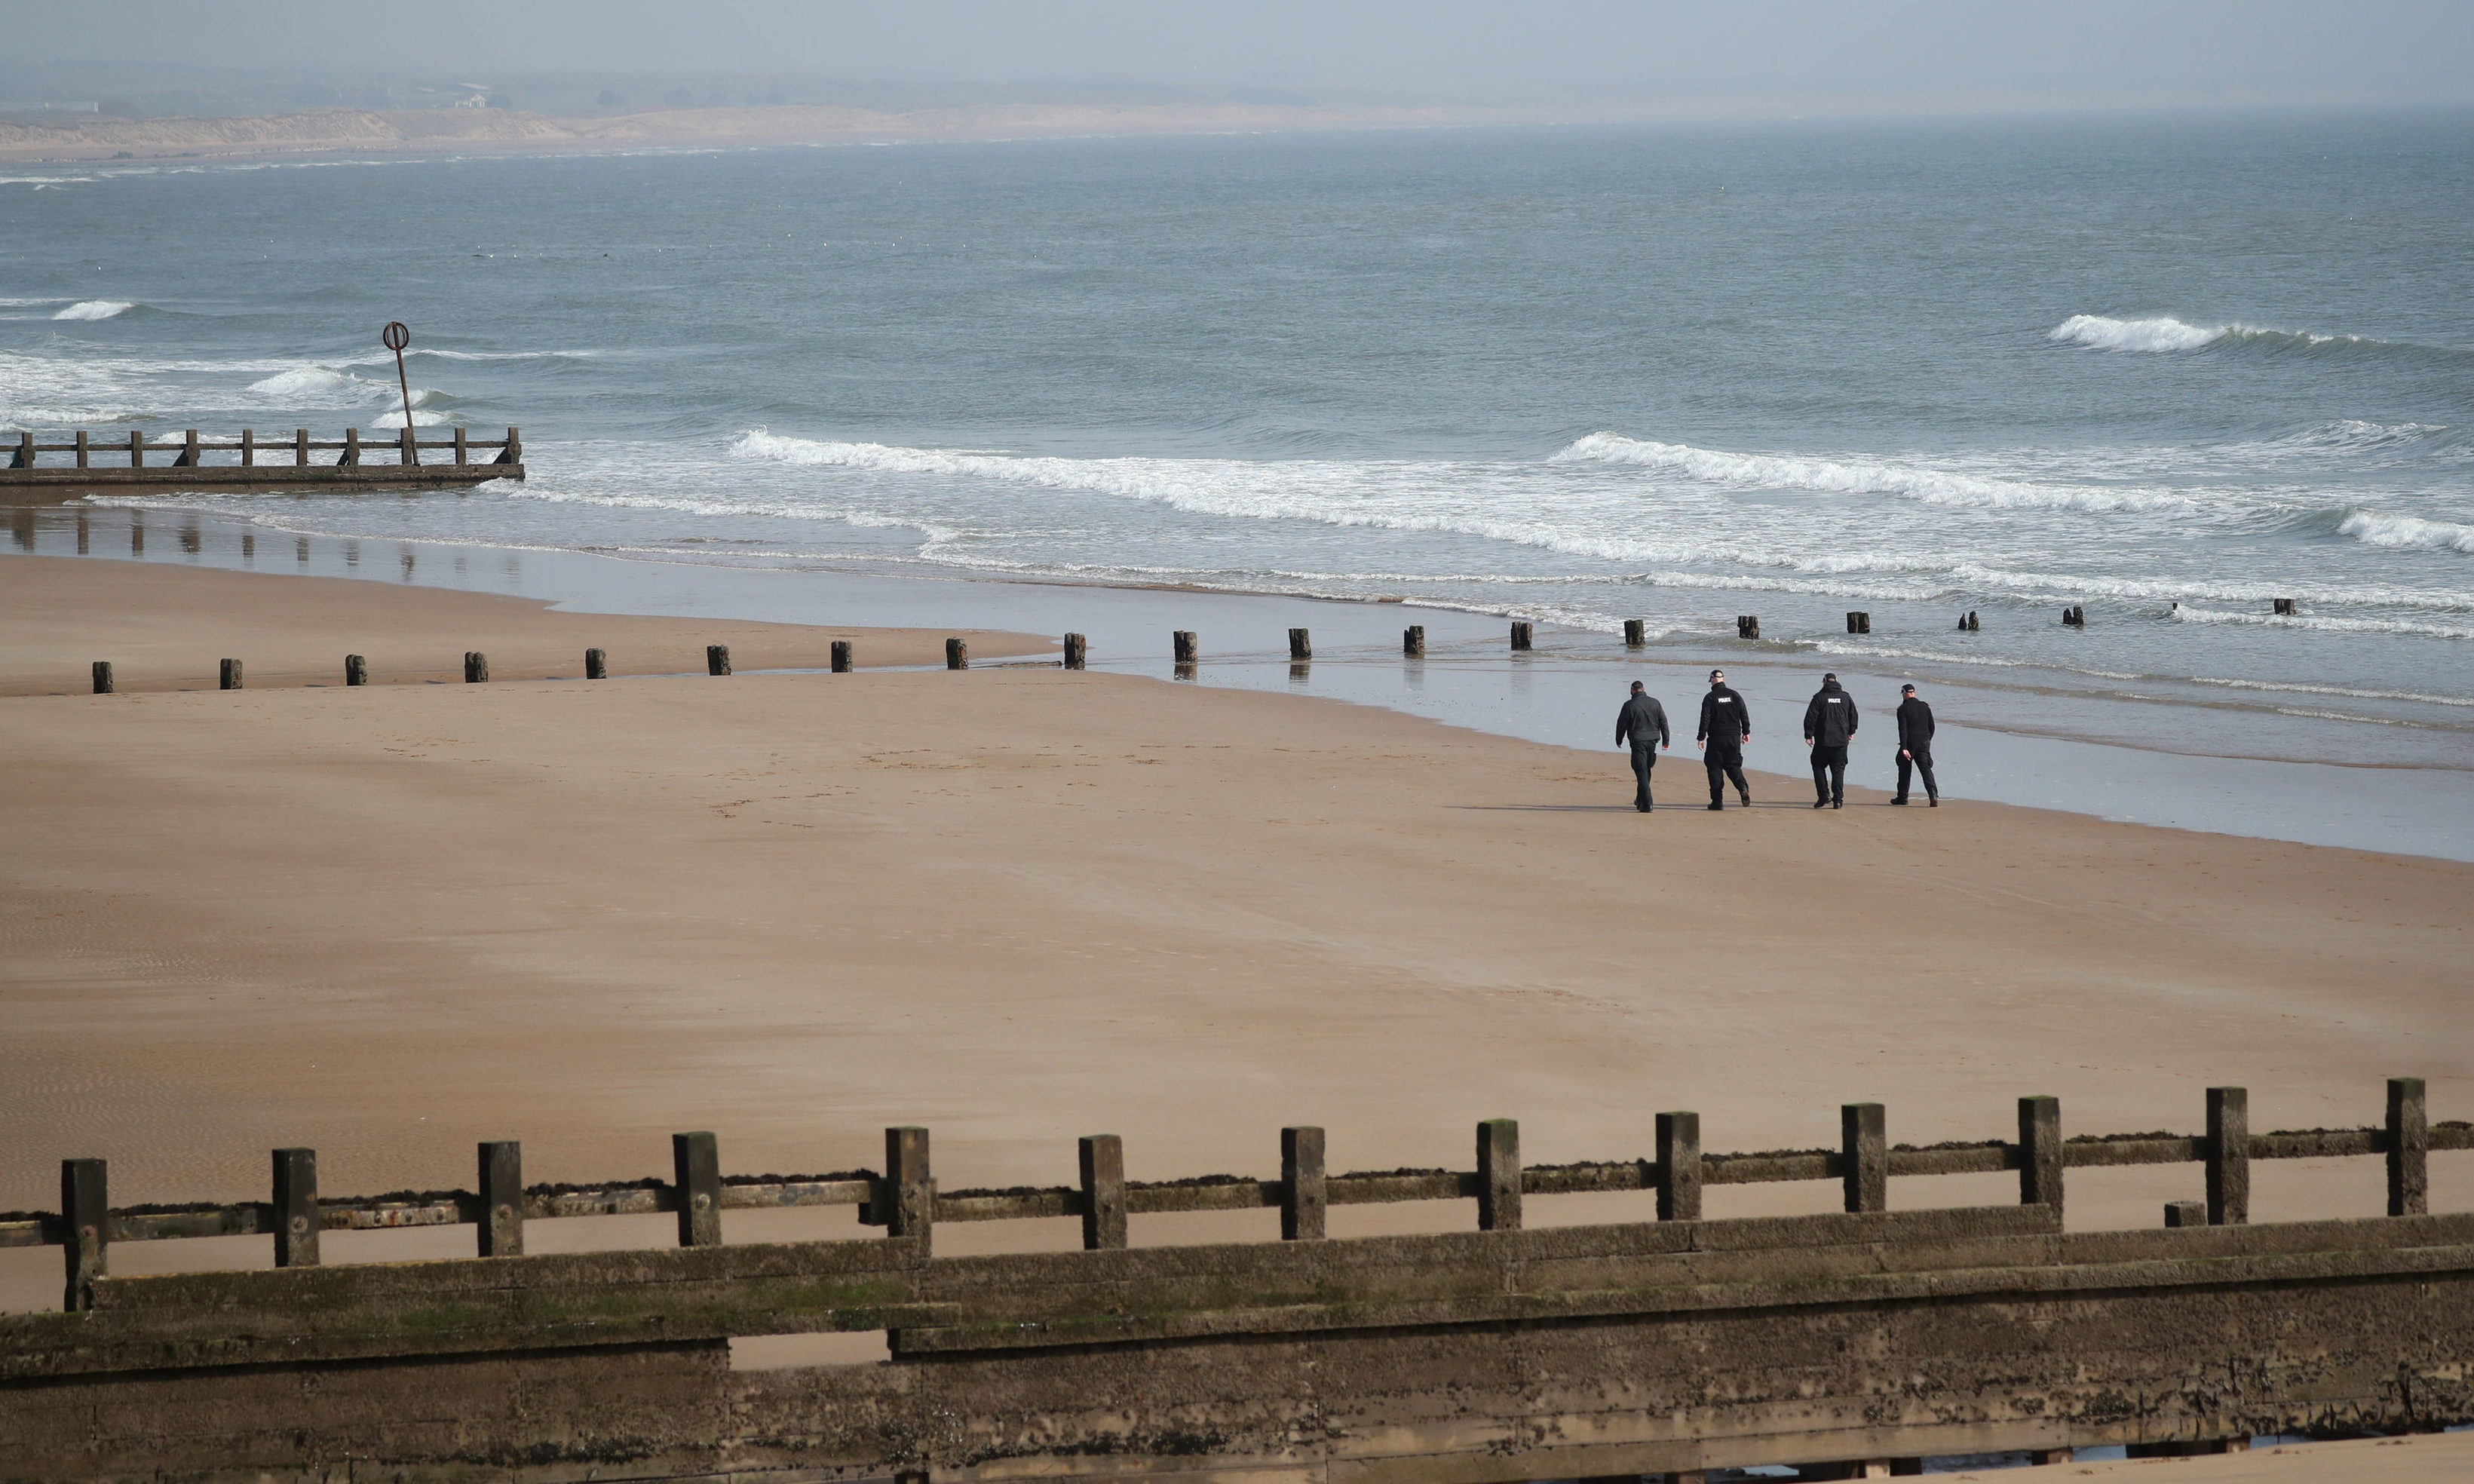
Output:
[0, 99, 1652, 164]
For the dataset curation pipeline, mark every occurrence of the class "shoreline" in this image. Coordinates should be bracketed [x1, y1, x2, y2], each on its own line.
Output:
[9, 504, 2472, 862]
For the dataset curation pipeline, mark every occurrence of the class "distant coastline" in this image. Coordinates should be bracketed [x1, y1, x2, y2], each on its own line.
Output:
[0, 99, 1648, 164]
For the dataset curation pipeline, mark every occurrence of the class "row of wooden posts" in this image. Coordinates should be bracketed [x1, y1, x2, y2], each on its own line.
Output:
[26, 1081, 2452, 1314]
[72, 599, 2334, 693]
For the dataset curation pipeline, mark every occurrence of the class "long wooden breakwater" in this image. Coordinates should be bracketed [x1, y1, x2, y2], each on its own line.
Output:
[9, 1080, 2455, 1303]
[3, 1079, 2468, 1482]
[0, 425, 522, 492]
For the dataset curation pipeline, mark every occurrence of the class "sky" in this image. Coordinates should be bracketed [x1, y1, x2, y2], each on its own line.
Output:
[5, 0, 2472, 111]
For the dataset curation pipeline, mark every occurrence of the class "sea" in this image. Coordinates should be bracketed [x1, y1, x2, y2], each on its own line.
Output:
[5, 109, 2472, 849]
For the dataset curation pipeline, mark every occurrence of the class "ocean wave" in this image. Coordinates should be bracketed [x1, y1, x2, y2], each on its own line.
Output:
[1550, 433, 2190, 512]
[2335, 511, 2474, 555]
[2049, 314, 2458, 360]
[54, 299, 136, 321]
[2170, 606, 2473, 641]
[244, 365, 446, 410]
[2050, 314, 2228, 353]
[2187, 676, 2474, 710]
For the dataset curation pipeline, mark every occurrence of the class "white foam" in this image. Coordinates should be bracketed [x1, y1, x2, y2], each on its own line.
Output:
[54, 299, 135, 321]
[2336, 511, 2474, 555]
[2171, 606, 2474, 641]
[2188, 676, 2474, 710]
[1550, 433, 2190, 512]
[2048, 314, 2226, 353]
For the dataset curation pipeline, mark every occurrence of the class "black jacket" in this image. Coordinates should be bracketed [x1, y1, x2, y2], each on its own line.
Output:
[1896, 696, 1936, 753]
[1804, 682, 1859, 747]
[1617, 694, 1669, 750]
[1697, 686, 1750, 750]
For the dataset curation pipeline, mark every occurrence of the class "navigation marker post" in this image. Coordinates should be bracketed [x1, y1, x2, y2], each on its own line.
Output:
[382, 321, 418, 465]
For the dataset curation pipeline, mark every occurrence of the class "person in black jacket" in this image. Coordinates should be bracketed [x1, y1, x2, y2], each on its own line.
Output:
[1802, 671, 1858, 809]
[1893, 682, 1939, 806]
[1695, 669, 1752, 811]
[1614, 681, 1670, 812]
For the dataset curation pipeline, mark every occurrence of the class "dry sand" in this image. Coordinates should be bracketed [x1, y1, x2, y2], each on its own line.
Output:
[2, 556, 2469, 1321]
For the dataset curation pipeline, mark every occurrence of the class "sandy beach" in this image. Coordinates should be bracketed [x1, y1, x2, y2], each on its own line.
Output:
[1, 551, 2465, 1284]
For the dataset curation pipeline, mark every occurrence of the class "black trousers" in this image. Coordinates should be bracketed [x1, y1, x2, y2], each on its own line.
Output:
[1706, 758, 1748, 805]
[1896, 748, 1938, 801]
[1810, 744, 1847, 804]
[1630, 747, 1658, 810]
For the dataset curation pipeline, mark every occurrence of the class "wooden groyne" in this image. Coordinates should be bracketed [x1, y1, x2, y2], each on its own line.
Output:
[4, 1079, 2468, 1481]
[0, 425, 522, 495]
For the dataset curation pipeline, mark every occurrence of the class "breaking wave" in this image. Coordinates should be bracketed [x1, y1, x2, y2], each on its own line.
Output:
[54, 299, 135, 321]
[2050, 314, 2227, 353]
[1549, 433, 2189, 512]
[2335, 511, 2474, 555]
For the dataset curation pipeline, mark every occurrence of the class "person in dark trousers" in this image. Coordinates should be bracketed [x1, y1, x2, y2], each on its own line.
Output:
[1696, 668, 1752, 811]
[1615, 680, 1670, 811]
[1802, 671, 1858, 809]
[1893, 682, 1939, 806]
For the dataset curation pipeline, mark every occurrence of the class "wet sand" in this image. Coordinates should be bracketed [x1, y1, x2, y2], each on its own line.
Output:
[2, 556, 2469, 1320]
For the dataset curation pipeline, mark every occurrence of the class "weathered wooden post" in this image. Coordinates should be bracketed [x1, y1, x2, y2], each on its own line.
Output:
[344, 655, 368, 687]
[75, 512, 88, 552]
[342, 428, 360, 467]
[477, 1141, 523, 1257]
[945, 637, 967, 670]
[1403, 624, 1424, 657]
[60, 1157, 106, 1312]
[501, 428, 523, 465]
[1062, 633, 1087, 670]
[672, 1132, 722, 1248]
[1172, 630, 1197, 664]
[75, 430, 90, 468]
[2205, 1086, 2249, 1225]
[1079, 1134, 1127, 1250]
[707, 644, 731, 676]
[90, 661, 113, 695]
[1510, 621, 1532, 652]
[272, 1148, 320, 1268]
[399, 427, 418, 466]
[2164, 1199, 2208, 1228]
[2062, 605, 2085, 627]
[1846, 612, 1871, 634]
[830, 640, 853, 673]
[127, 429, 144, 468]
[1657, 1111, 1702, 1221]
[454, 427, 470, 466]
[464, 652, 489, 683]
[1281, 1126, 1326, 1240]
[585, 648, 607, 679]
[1476, 1118, 1521, 1231]
[1288, 628, 1311, 661]
[1737, 615, 1761, 639]
[1623, 618, 1645, 647]
[2019, 1095, 2062, 1212]
[219, 658, 244, 691]
[176, 430, 199, 468]
[239, 428, 255, 467]
[294, 428, 309, 467]
[1842, 1103, 1887, 1214]
[884, 1126, 932, 1255]
[130, 517, 143, 556]
[2272, 598, 2297, 617]
[2388, 1076, 2427, 1217]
